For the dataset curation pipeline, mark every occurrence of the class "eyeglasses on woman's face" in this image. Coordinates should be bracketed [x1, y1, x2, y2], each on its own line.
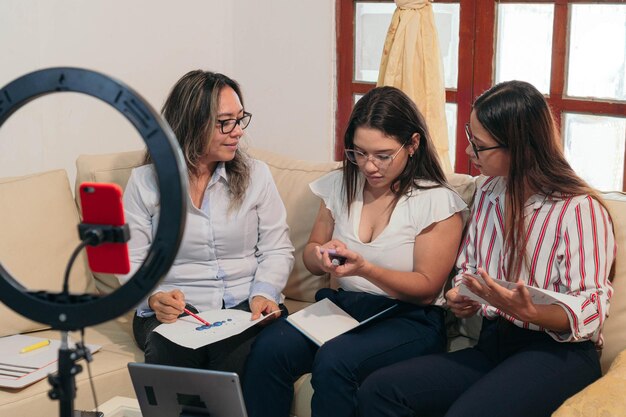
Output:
[465, 123, 506, 159]
[344, 143, 406, 169]
[217, 112, 252, 134]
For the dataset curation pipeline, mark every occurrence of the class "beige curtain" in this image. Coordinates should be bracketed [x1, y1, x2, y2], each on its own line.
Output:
[377, 0, 451, 173]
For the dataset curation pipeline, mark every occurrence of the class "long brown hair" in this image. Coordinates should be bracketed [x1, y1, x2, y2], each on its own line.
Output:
[146, 70, 250, 210]
[473, 80, 605, 280]
[342, 86, 447, 210]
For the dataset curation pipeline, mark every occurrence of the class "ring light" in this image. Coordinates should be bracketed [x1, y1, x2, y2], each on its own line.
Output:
[0, 67, 187, 330]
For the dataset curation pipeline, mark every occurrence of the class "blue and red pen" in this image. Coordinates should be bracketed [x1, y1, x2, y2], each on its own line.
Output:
[184, 308, 211, 326]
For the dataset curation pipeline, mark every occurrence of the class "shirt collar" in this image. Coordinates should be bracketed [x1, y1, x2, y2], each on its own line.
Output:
[481, 176, 558, 211]
[210, 162, 229, 186]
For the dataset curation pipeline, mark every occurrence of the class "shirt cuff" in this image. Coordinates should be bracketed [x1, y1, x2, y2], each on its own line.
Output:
[249, 281, 282, 305]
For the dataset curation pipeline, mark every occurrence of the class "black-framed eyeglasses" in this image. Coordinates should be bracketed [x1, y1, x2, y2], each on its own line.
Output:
[344, 144, 406, 169]
[465, 123, 506, 159]
[217, 112, 252, 134]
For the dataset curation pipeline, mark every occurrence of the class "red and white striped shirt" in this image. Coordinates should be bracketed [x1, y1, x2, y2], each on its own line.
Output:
[454, 176, 616, 345]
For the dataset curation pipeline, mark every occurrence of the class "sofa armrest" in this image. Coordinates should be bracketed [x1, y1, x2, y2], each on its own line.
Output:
[552, 349, 626, 417]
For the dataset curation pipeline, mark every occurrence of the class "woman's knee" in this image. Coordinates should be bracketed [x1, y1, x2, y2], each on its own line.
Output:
[248, 319, 309, 365]
[311, 339, 357, 382]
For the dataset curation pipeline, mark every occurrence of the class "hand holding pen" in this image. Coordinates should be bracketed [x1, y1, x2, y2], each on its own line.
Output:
[149, 289, 186, 323]
[317, 244, 368, 278]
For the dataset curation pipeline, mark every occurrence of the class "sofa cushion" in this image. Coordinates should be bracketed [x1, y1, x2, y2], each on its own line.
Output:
[0, 170, 95, 336]
[446, 172, 477, 206]
[75, 148, 341, 303]
[552, 348, 626, 416]
[248, 148, 341, 302]
[600, 192, 626, 372]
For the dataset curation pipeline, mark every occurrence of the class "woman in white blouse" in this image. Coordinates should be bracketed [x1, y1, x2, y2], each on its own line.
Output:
[243, 86, 467, 417]
[120, 70, 294, 375]
[358, 81, 616, 417]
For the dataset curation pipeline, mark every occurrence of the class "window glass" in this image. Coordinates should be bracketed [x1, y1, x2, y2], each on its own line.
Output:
[495, 3, 554, 93]
[432, 3, 460, 89]
[567, 4, 626, 101]
[354, 3, 396, 83]
[563, 113, 626, 191]
[355, 2, 459, 88]
[445, 103, 457, 168]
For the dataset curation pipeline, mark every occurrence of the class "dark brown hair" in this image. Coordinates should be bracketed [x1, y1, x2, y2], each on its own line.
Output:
[146, 70, 250, 209]
[473, 80, 606, 280]
[342, 86, 447, 209]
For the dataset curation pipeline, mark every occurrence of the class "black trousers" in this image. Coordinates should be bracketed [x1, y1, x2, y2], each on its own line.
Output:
[132, 301, 287, 379]
[358, 317, 601, 417]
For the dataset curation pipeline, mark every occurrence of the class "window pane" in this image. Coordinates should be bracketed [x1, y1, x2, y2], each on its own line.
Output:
[354, 94, 364, 105]
[354, 2, 459, 87]
[495, 4, 554, 94]
[567, 5, 626, 101]
[355, 3, 396, 83]
[563, 113, 626, 191]
[445, 103, 457, 169]
[432, 4, 460, 89]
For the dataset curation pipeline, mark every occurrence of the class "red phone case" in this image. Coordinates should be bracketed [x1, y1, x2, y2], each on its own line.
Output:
[79, 182, 130, 274]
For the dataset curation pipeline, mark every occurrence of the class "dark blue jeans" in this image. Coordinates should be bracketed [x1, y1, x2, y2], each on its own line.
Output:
[242, 289, 446, 417]
[358, 317, 602, 417]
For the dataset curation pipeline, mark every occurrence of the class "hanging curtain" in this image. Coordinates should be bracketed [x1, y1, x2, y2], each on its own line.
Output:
[377, 0, 451, 173]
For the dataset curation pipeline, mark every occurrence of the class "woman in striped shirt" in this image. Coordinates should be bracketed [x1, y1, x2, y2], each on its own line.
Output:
[357, 80, 616, 417]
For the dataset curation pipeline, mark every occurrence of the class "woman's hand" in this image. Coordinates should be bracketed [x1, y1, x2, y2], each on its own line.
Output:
[315, 241, 367, 277]
[149, 289, 186, 323]
[446, 286, 480, 318]
[250, 295, 281, 323]
[315, 240, 347, 271]
[462, 268, 538, 323]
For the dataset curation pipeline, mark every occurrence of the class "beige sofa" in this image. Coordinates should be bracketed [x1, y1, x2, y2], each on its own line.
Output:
[0, 147, 624, 417]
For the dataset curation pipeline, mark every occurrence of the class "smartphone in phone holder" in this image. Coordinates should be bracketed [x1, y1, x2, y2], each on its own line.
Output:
[78, 182, 131, 274]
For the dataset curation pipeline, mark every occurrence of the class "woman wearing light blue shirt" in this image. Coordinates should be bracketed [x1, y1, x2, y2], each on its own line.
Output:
[119, 70, 294, 375]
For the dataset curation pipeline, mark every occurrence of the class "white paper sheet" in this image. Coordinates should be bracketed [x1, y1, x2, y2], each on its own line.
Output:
[0, 334, 101, 389]
[458, 274, 582, 312]
[154, 309, 280, 349]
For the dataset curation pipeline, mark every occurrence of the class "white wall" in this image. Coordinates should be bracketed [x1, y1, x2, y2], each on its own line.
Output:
[0, 0, 336, 183]
[231, 1, 336, 159]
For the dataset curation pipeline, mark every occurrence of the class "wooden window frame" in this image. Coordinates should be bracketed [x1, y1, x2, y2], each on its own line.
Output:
[336, 0, 626, 189]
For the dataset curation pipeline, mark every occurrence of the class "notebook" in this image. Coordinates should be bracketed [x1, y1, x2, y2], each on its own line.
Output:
[286, 298, 397, 346]
[0, 334, 101, 389]
[127, 363, 247, 417]
[458, 274, 583, 312]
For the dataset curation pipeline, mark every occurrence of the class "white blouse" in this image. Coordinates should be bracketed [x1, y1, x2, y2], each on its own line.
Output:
[310, 170, 467, 305]
[118, 159, 295, 316]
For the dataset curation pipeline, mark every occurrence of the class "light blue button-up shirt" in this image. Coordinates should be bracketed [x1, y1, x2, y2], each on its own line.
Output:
[118, 159, 295, 317]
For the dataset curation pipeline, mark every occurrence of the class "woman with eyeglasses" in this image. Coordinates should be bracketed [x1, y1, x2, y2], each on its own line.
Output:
[118, 70, 294, 375]
[243, 86, 467, 417]
[357, 80, 616, 417]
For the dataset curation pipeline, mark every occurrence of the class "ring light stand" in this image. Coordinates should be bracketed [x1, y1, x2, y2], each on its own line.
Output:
[0, 68, 188, 417]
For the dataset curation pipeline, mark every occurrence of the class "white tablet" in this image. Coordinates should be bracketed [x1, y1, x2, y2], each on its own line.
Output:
[127, 362, 247, 417]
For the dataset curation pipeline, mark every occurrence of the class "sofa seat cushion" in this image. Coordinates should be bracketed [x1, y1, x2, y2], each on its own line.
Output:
[0, 318, 143, 417]
[0, 169, 95, 336]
